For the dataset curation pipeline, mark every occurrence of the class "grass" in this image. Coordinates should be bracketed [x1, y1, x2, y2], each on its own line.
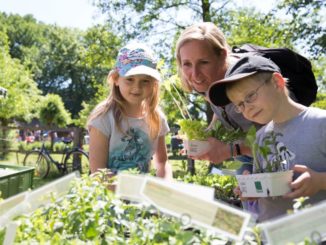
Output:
[0, 152, 69, 190]
[0, 152, 195, 195]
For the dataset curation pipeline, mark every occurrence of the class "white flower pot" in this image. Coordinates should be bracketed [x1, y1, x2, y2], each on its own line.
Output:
[236, 170, 293, 197]
[183, 140, 210, 157]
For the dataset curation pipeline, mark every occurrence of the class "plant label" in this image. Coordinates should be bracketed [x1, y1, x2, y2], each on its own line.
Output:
[116, 174, 215, 203]
[116, 173, 146, 202]
[258, 200, 326, 244]
[141, 177, 251, 241]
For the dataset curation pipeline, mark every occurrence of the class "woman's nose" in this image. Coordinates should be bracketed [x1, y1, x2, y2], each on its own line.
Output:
[192, 65, 201, 81]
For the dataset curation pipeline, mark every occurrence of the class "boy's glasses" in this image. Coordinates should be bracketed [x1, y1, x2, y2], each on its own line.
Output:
[233, 80, 268, 113]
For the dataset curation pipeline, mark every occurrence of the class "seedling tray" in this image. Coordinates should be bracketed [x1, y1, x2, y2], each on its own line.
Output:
[0, 164, 34, 199]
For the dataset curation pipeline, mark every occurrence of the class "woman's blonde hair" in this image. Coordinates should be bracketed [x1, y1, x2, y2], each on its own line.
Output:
[175, 22, 231, 92]
[87, 70, 161, 140]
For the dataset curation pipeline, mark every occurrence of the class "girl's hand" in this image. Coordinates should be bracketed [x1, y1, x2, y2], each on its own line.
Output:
[189, 137, 229, 164]
[284, 165, 324, 199]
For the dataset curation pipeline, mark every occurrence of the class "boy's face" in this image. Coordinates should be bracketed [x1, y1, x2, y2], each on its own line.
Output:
[226, 77, 279, 124]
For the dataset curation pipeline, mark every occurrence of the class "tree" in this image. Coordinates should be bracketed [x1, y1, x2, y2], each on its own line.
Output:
[0, 27, 42, 158]
[94, 0, 319, 122]
[276, 0, 325, 58]
[39, 94, 72, 149]
[1, 13, 122, 118]
[39, 94, 71, 128]
[0, 28, 42, 125]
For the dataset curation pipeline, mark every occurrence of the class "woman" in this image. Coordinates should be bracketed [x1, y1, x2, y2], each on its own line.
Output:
[175, 22, 256, 167]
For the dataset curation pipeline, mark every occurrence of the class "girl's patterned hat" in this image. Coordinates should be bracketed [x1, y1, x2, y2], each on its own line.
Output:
[115, 43, 161, 82]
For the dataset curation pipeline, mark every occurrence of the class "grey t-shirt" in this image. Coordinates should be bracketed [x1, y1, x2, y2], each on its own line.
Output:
[256, 107, 326, 222]
[89, 109, 169, 173]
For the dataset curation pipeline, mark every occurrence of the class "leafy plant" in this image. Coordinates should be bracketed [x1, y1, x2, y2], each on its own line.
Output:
[210, 120, 246, 143]
[7, 170, 230, 244]
[245, 126, 289, 173]
[178, 119, 210, 140]
[175, 164, 239, 204]
[178, 119, 246, 143]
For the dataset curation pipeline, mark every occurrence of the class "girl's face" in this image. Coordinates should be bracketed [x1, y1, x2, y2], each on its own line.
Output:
[179, 39, 227, 93]
[115, 74, 155, 107]
[226, 77, 281, 124]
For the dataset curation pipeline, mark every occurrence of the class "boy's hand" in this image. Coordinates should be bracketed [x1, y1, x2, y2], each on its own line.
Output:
[284, 164, 324, 199]
[233, 170, 259, 201]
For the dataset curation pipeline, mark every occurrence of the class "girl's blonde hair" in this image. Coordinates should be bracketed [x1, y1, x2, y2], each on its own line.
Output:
[175, 22, 231, 92]
[87, 70, 161, 140]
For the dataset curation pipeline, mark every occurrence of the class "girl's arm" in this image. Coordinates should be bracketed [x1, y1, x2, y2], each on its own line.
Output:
[89, 126, 109, 174]
[153, 135, 173, 179]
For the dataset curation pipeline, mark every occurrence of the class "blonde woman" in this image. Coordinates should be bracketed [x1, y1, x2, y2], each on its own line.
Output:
[87, 43, 171, 178]
[176, 22, 254, 168]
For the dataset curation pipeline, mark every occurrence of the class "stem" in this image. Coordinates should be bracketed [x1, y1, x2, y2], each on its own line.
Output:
[170, 82, 192, 120]
[252, 144, 261, 173]
[171, 96, 187, 120]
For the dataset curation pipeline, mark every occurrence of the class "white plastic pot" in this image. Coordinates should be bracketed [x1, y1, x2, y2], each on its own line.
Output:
[183, 139, 210, 157]
[236, 170, 293, 197]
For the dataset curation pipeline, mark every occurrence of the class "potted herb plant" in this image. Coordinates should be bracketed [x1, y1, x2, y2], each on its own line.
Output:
[178, 119, 246, 157]
[178, 119, 211, 156]
[236, 127, 293, 197]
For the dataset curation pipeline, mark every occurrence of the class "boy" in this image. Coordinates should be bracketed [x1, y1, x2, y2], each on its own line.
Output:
[207, 56, 326, 222]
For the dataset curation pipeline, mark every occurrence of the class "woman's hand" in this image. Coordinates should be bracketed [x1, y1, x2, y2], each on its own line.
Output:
[189, 137, 230, 164]
[284, 165, 326, 199]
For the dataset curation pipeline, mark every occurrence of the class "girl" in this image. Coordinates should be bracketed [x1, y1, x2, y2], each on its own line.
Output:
[87, 43, 171, 178]
[208, 55, 326, 222]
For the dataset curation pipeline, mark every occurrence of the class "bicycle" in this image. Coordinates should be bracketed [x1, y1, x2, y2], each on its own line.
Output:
[23, 138, 89, 178]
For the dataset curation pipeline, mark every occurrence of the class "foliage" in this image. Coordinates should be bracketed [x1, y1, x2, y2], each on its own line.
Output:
[1, 13, 121, 118]
[10, 171, 229, 244]
[39, 94, 71, 127]
[95, 1, 310, 122]
[210, 121, 246, 143]
[1, 2, 324, 126]
[245, 127, 290, 173]
[312, 92, 326, 110]
[0, 27, 42, 125]
[313, 56, 326, 90]
[177, 172, 239, 203]
[290, 197, 311, 214]
[276, 0, 325, 58]
[178, 119, 210, 140]
[218, 8, 294, 49]
[178, 119, 245, 143]
[173, 157, 239, 203]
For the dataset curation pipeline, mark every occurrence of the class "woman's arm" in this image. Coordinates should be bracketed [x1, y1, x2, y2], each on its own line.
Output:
[89, 126, 109, 174]
[153, 135, 173, 179]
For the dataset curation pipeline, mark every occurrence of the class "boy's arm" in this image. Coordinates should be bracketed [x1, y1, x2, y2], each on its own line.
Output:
[153, 135, 173, 179]
[284, 164, 326, 199]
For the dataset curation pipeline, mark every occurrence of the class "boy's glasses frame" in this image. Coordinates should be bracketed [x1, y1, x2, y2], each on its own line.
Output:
[233, 79, 270, 113]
